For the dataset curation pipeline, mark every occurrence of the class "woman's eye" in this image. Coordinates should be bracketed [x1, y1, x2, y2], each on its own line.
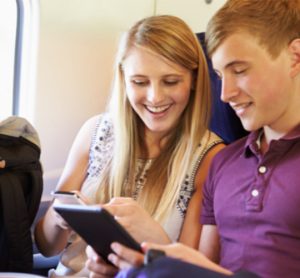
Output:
[131, 80, 148, 86]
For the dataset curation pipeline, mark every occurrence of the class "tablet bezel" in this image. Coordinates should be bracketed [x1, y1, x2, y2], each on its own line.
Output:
[53, 204, 142, 263]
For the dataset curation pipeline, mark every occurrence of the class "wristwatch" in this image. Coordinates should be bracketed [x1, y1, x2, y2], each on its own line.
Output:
[144, 249, 166, 265]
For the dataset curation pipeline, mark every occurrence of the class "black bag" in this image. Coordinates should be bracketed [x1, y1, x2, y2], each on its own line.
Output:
[0, 116, 43, 272]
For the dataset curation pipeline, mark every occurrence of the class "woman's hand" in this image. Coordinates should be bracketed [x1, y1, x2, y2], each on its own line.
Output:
[103, 197, 171, 244]
[86, 245, 119, 278]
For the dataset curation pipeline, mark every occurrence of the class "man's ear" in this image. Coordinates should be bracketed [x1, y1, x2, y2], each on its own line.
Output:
[288, 38, 300, 78]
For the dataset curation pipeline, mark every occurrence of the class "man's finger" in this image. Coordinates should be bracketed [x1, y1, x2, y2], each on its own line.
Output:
[108, 253, 132, 270]
[86, 258, 118, 277]
[141, 242, 166, 253]
[111, 242, 144, 267]
[86, 246, 118, 276]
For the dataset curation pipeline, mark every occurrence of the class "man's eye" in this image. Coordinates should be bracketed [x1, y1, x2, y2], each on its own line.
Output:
[234, 68, 247, 75]
[164, 80, 179, 86]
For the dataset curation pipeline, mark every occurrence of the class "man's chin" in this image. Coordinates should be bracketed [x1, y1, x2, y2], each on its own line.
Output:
[240, 120, 260, 132]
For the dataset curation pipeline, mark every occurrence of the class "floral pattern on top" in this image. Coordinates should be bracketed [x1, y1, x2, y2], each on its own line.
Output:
[85, 113, 222, 219]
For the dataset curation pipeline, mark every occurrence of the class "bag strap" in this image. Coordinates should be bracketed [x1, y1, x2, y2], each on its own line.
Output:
[0, 172, 33, 272]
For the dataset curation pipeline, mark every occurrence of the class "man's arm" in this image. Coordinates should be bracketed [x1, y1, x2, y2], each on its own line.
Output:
[86, 225, 227, 276]
[86, 225, 225, 276]
[98, 241, 232, 276]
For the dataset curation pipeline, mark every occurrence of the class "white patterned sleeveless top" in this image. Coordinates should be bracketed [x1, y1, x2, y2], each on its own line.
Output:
[81, 113, 223, 240]
[51, 113, 222, 277]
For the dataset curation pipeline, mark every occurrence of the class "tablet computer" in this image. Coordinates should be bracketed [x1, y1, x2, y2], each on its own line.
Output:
[53, 204, 142, 263]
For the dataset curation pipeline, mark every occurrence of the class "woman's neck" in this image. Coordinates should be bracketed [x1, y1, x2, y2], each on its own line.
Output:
[141, 129, 171, 159]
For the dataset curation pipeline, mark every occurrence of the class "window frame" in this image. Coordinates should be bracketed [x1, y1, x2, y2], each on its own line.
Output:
[13, 0, 39, 122]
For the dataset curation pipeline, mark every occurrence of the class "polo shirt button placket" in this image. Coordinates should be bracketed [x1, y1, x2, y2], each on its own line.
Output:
[258, 165, 267, 174]
[251, 189, 259, 197]
[254, 165, 268, 198]
[246, 165, 268, 211]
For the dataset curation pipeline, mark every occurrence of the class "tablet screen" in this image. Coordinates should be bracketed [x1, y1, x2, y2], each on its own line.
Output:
[53, 204, 142, 263]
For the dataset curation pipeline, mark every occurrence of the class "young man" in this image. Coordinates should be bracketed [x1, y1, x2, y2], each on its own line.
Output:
[86, 0, 300, 277]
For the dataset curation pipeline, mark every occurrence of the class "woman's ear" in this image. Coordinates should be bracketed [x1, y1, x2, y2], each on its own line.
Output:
[288, 38, 300, 78]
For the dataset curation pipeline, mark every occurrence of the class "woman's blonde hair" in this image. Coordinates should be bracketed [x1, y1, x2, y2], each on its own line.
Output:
[97, 15, 211, 223]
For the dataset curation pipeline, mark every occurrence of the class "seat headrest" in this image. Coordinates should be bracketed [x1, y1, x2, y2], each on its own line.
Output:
[197, 32, 248, 144]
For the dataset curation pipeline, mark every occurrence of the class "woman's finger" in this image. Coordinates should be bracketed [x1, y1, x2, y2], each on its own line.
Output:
[107, 197, 134, 205]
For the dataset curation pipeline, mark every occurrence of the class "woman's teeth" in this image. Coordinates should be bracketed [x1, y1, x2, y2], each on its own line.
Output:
[146, 104, 171, 113]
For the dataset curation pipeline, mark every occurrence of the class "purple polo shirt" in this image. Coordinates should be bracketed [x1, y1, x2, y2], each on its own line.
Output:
[201, 125, 300, 278]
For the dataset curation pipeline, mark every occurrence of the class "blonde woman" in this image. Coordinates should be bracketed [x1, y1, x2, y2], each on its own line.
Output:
[34, 15, 224, 277]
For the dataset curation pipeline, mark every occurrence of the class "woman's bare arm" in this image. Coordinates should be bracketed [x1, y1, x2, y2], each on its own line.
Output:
[178, 143, 225, 249]
[34, 116, 98, 256]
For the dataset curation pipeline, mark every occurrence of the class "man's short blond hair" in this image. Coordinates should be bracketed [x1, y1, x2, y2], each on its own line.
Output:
[206, 0, 300, 58]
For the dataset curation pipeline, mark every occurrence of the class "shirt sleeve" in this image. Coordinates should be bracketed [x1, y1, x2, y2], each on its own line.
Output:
[200, 157, 217, 225]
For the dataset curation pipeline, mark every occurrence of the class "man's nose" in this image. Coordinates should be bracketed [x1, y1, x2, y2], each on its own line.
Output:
[220, 76, 239, 103]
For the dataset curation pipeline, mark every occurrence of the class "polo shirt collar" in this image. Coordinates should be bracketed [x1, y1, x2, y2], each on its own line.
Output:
[244, 124, 300, 157]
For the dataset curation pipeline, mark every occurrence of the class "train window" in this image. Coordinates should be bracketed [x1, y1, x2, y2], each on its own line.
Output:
[0, 1, 16, 119]
[0, 0, 39, 121]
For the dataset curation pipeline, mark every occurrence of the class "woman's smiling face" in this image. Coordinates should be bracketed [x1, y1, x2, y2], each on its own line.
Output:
[123, 46, 192, 137]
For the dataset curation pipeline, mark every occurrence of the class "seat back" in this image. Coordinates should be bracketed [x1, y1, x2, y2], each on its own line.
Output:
[197, 32, 249, 143]
[0, 116, 43, 273]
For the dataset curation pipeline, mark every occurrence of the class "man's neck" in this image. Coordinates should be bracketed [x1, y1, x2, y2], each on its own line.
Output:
[259, 132, 269, 155]
[260, 122, 300, 154]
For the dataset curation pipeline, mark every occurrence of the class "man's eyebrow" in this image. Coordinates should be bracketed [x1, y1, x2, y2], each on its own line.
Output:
[224, 60, 248, 69]
[213, 60, 248, 73]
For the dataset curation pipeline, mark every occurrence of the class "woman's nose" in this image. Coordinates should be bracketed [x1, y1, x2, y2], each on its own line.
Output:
[147, 83, 164, 104]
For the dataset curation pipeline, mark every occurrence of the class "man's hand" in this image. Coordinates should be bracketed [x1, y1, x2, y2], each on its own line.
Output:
[108, 242, 144, 270]
[141, 242, 232, 275]
[86, 243, 144, 276]
[86, 245, 119, 278]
